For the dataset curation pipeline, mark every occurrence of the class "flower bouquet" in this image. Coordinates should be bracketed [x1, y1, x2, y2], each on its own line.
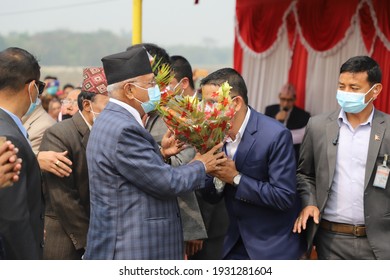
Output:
[157, 81, 235, 154]
[152, 57, 174, 90]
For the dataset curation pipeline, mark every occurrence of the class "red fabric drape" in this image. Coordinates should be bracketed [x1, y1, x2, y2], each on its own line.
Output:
[235, 0, 291, 52]
[286, 9, 307, 110]
[288, 38, 308, 110]
[359, 2, 376, 52]
[372, 0, 390, 39]
[372, 39, 390, 113]
[297, 0, 360, 51]
[286, 10, 296, 49]
[370, 0, 390, 113]
[233, 37, 243, 73]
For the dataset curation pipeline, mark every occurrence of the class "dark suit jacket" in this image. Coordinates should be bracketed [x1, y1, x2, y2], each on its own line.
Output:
[203, 107, 305, 259]
[85, 102, 207, 259]
[190, 191, 229, 259]
[0, 108, 45, 259]
[265, 105, 310, 160]
[39, 112, 90, 259]
[297, 109, 390, 259]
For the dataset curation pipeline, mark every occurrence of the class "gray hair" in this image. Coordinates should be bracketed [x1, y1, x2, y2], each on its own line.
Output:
[107, 79, 133, 96]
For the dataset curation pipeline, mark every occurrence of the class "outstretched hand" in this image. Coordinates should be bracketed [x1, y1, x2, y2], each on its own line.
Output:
[38, 151, 73, 178]
[160, 129, 185, 158]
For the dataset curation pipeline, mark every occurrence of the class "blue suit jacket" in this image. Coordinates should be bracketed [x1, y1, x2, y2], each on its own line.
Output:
[203, 107, 305, 259]
[84, 102, 206, 260]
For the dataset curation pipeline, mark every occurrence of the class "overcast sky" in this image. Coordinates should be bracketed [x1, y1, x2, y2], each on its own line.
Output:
[0, 0, 236, 47]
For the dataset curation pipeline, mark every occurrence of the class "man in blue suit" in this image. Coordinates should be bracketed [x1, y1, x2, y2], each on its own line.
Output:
[84, 47, 226, 260]
[200, 68, 305, 259]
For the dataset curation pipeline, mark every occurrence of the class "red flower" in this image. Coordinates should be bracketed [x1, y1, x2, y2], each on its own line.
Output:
[222, 97, 230, 107]
[211, 91, 219, 98]
[212, 108, 220, 118]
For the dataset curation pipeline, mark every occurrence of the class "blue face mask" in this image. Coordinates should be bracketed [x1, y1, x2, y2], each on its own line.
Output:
[25, 84, 41, 117]
[133, 84, 161, 114]
[336, 84, 376, 114]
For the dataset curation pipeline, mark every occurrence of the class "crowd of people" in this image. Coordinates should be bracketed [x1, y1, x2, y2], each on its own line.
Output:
[0, 44, 389, 260]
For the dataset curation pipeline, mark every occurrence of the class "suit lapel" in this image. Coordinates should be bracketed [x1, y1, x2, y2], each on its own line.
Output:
[326, 110, 340, 191]
[365, 110, 385, 188]
[21, 104, 45, 129]
[72, 112, 90, 150]
[235, 108, 257, 171]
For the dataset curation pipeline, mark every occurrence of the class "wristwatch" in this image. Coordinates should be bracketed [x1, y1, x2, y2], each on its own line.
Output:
[233, 173, 242, 187]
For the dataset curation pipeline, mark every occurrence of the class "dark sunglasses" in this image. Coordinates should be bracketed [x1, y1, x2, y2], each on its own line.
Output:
[26, 80, 46, 96]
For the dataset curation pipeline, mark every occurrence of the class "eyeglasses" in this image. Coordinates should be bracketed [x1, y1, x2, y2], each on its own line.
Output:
[61, 99, 78, 106]
[26, 80, 46, 96]
[279, 97, 295, 102]
[129, 79, 157, 87]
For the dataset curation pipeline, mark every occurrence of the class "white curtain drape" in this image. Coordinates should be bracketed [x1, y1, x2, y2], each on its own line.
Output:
[241, 28, 291, 113]
[305, 22, 367, 116]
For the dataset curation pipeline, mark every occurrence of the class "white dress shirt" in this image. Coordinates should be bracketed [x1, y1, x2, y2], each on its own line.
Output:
[225, 107, 251, 159]
[109, 98, 144, 127]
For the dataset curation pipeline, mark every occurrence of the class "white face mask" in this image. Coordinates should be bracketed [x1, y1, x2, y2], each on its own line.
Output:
[173, 78, 185, 95]
[88, 100, 100, 123]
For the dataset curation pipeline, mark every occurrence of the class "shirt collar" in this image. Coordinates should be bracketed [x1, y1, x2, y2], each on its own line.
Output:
[109, 98, 144, 127]
[225, 107, 251, 143]
[0, 106, 28, 140]
[78, 110, 92, 130]
[338, 107, 374, 127]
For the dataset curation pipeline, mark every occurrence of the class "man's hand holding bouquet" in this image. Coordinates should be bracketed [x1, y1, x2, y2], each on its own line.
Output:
[156, 66, 235, 189]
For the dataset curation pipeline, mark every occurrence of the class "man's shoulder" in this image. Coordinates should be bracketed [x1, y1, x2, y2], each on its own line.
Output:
[251, 108, 288, 132]
[373, 109, 390, 128]
[308, 110, 338, 126]
[265, 104, 279, 109]
[23, 109, 55, 139]
[374, 109, 390, 119]
[293, 106, 310, 116]
[38, 111, 56, 128]
[264, 104, 279, 115]
[45, 117, 76, 137]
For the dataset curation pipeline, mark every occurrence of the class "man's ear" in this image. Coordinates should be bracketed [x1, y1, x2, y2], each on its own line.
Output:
[123, 83, 135, 100]
[232, 95, 243, 112]
[181, 77, 190, 90]
[82, 99, 91, 112]
[373, 83, 383, 100]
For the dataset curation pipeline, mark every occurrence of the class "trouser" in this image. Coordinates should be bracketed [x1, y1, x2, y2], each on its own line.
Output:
[315, 227, 376, 260]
